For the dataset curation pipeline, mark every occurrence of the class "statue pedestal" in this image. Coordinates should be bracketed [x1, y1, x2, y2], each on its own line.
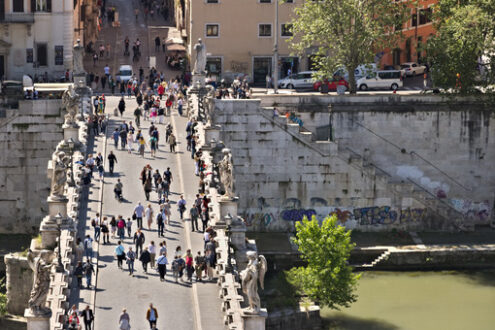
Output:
[24, 309, 50, 330]
[63, 124, 80, 145]
[191, 73, 206, 89]
[47, 195, 68, 218]
[204, 125, 221, 146]
[39, 216, 58, 249]
[73, 73, 86, 89]
[218, 197, 238, 226]
[242, 309, 267, 330]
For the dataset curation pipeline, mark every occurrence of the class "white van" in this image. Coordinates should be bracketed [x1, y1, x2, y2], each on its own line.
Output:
[278, 71, 315, 89]
[357, 70, 403, 91]
[117, 65, 133, 83]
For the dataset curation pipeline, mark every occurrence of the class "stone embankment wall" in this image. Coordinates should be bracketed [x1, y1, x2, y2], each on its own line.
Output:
[257, 94, 495, 229]
[211, 97, 489, 232]
[0, 100, 64, 233]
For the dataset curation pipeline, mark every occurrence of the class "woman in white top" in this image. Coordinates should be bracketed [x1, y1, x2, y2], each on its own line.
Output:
[148, 241, 157, 269]
[145, 204, 154, 230]
[127, 131, 134, 153]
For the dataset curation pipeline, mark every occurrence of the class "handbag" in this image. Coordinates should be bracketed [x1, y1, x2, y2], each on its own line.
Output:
[132, 212, 137, 220]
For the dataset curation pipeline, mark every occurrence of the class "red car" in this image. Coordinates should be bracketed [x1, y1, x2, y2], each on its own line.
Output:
[314, 78, 349, 92]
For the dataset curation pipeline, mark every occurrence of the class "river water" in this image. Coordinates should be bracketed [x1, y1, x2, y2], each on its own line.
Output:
[321, 271, 495, 330]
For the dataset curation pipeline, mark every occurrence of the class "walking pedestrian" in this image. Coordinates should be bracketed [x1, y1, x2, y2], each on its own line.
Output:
[178, 195, 186, 220]
[126, 218, 133, 238]
[110, 216, 117, 238]
[156, 252, 168, 281]
[119, 308, 130, 330]
[80, 305, 94, 330]
[144, 177, 152, 201]
[83, 235, 93, 261]
[154, 36, 161, 52]
[195, 251, 205, 281]
[145, 204, 154, 229]
[83, 261, 95, 288]
[92, 213, 101, 242]
[168, 132, 176, 153]
[190, 205, 199, 232]
[185, 249, 194, 282]
[139, 247, 151, 273]
[146, 303, 158, 329]
[112, 128, 119, 148]
[134, 202, 145, 228]
[127, 131, 134, 153]
[163, 199, 171, 225]
[133, 229, 145, 256]
[115, 240, 126, 269]
[118, 97, 126, 116]
[126, 247, 136, 276]
[138, 136, 147, 157]
[75, 237, 84, 263]
[117, 217, 125, 240]
[74, 261, 83, 288]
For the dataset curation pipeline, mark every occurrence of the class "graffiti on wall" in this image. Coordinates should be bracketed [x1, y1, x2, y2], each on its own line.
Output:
[449, 199, 491, 222]
[353, 206, 427, 226]
[281, 209, 317, 222]
[330, 208, 353, 223]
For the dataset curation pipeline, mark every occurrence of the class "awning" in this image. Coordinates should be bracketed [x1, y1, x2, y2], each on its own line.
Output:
[167, 43, 186, 52]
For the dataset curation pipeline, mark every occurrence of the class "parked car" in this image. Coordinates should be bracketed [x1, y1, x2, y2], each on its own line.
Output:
[333, 63, 377, 81]
[400, 62, 426, 77]
[278, 71, 315, 89]
[116, 65, 133, 83]
[313, 77, 349, 92]
[357, 70, 403, 91]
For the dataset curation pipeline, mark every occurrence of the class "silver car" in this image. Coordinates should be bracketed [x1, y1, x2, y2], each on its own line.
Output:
[278, 71, 315, 89]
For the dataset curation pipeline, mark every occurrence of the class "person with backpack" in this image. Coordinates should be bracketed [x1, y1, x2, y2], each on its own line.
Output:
[100, 217, 110, 244]
[171, 256, 184, 283]
[83, 235, 93, 261]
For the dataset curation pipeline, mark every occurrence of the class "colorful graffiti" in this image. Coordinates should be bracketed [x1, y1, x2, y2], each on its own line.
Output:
[449, 199, 491, 222]
[280, 209, 316, 222]
[330, 208, 353, 223]
[353, 206, 427, 226]
[244, 212, 275, 228]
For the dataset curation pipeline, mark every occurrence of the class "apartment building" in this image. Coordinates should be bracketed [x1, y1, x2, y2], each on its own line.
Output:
[0, 0, 75, 81]
[176, 0, 305, 86]
[381, 0, 437, 67]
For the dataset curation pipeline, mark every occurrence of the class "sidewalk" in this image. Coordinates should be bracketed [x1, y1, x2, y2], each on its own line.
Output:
[90, 96, 225, 330]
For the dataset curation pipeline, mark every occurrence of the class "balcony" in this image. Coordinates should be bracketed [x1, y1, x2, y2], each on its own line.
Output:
[1, 12, 35, 23]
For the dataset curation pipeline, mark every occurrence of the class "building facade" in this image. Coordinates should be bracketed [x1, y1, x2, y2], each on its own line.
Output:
[0, 0, 75, 81]
[381, 0, 437, 68]
[177, 0, 306, 86]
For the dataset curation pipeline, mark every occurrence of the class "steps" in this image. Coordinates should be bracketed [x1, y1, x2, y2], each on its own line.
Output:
[360, 249, 392, 268]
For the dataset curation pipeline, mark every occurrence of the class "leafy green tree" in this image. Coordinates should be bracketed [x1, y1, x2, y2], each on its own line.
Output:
[427, 1, 495, 91]
[286, 215, 360, 310]
[0, 277, 6, 317]
[288, 0, 408, 93]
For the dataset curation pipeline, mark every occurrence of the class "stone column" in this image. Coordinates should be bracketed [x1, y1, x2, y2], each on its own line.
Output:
[39, 196, 68, 249]
[24, 309, 50, 330]
[242, 309, 268, 330]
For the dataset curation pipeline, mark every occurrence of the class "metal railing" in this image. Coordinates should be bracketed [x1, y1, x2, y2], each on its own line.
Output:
[2, 12, 35, 23]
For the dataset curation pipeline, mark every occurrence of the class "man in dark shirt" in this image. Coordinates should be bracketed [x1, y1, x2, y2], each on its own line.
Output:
[107, 151, 117, 174]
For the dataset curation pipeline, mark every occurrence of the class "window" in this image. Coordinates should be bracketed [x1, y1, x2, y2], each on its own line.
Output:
[54, 46, 63, 65]
[33, 0, 52, 12]
[13, 0, 24, 12]
[281, 24, 293, 37]
[259, 0, 272, 3]
[206, 0, 218, 3]
[412, 7, 432, 26]
[26, 48, 33, 63]
[36, 44, 47, 67]
[259, 24, 272, 37]
[206, 24, 219, 37]
[286, 0, 294, 3]
[206, 57, 222, 75]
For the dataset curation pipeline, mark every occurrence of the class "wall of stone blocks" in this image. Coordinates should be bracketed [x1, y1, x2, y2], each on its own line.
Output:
[5, 254, 33, 315]
[212, 100, 432, 232]
[0, 100, 64, 233]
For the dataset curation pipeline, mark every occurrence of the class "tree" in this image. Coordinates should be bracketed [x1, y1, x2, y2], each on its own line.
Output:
[426, 1, 495, 92]
[288, 0, 408, 94]
[286, 215, 360, 310]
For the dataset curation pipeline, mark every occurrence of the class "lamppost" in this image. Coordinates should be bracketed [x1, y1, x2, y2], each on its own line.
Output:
[55, 213, 65, 273]
[67, 137, 76, 187]
[273, 0, 279, 94]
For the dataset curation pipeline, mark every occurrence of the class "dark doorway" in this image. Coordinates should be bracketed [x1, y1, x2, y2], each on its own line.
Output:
[392, 48, 401, 67]
[280, 57, 299, 78]
[0, 0, 5, 21]
[253, 57, 272, 86]
[405, 38, 412, 63]
[36, 44, 47, 67]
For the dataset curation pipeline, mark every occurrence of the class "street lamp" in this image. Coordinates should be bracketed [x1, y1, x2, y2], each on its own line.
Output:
[273, 0, 279, 94]
[55, 213, 65, 273]
[67, 138, 76, 187]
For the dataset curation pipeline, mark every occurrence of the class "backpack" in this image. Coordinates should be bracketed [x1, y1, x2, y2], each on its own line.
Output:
[156, 213, 163, 223]
[91, 219, 96, 227]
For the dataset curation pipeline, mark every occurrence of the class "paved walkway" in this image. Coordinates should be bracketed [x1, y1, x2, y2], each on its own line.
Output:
[83, 0, 181, 95]
[90, 96, 225, 330]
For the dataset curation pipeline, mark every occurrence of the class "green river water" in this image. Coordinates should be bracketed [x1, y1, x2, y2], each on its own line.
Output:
[321, 271, 495, 330]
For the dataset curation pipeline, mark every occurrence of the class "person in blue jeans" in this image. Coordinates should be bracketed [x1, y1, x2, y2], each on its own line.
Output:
[83, 262, 95, 289]
[83, 235, 93, 261]
[126, 247, 136, 276]
[112, 128, 119, 148]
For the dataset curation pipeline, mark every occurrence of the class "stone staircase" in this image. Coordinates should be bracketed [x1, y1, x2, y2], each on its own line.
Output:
[360, 249, 392, 268]
[258, 106, 466, 230]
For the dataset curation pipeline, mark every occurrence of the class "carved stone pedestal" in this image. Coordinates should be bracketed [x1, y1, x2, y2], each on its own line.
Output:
[204, 125, 221, 146]
[73, 73, 86, 89]
[242, 309, 267, 330]
[218, 197, 238, 226]
[191, 73, 206, 89]
[24, 309, 50, 330]
[63, 124, 80, 145]
[47, 195, 68, 218]
[39, 216, 58, 249]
